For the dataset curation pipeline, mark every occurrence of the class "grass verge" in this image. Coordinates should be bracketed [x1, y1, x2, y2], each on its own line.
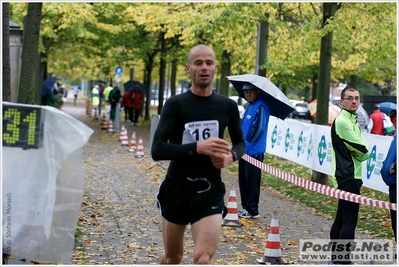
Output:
[228, 154, 395, 240]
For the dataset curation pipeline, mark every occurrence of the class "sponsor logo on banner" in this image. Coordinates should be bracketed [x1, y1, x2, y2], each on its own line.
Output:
[266, 117, 391, 194]
[285, 128, 290, 153]
[318, 135, 327, 165]
[297, 131, 303, 157]
[271, 125, 278, 148]
[366, 145, 384, 179]
[307, 134, 313, 161]
[366, 145, 377, 179]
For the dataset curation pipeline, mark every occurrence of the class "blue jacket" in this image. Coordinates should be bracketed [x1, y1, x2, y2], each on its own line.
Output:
[241, 98, 270, 156]
[381, 132, 397, 186]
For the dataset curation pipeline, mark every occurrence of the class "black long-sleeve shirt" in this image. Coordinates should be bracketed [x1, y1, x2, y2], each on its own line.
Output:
[151, 90, 246, 181]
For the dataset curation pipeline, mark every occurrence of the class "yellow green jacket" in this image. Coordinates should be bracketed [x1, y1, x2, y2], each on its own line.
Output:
[331, 109, 370, 188]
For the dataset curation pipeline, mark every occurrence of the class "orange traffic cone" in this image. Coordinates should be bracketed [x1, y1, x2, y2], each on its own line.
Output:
[135, 136, 145, 158]
[107, 120, 114, 133]
[222, 188, 242, 227]
[101, 113, 108, 129]
[129, 132, 137, 152]
[120, 125, 129, 146]
[256, 211, 283, 264]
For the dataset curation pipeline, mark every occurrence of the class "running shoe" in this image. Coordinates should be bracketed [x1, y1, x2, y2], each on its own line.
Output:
[239, 210, 259, 219]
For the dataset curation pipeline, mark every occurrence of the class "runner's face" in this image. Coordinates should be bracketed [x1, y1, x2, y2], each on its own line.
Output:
[186, 47, 217, 89]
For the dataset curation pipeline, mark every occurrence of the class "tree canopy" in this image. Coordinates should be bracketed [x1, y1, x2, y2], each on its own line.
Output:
[9, 2, 396, 99]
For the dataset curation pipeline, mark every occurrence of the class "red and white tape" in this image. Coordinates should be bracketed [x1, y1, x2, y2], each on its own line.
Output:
[242, 154, 396, 211]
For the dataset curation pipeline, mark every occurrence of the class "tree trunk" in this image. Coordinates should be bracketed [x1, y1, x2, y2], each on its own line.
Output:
[130, 67, 134, 80]
[144, 53, 155, 121]
[349, 74, 358, 89]
[219, 50, 231, 97]
[157, 31, 166, 114]
[2, 3, 11, 102]
[18, 2, 42, 104]
[312, 2, 338, 185]
[256, 17, 269, 77]
[170, 58, 177, 96]
[37, 37, 51, 103]
[35, 52, 44, 104]
[311, 73, 318, 100]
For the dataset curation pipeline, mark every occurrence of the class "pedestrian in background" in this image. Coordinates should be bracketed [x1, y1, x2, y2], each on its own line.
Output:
[380, 131, 397, 244]
[108, 86, 121, 121]
[389, 110, 397, 131]
[98, 82, 105, 117]
[122, 91, 133, 123]
[72, 85, 79, 106]
[330, 87, 370, 265]
[91, 85, 100, 119]
[42, 82, 61, 108]
[367, 104, 384, 135]
[238, 83, 270, 219]
[103, 84, 114, 104]
[151, 44, 245, 264]
[130, 86, 144, 126]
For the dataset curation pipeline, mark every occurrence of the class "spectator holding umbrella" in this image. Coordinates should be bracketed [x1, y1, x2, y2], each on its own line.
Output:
[130, 85, 144, 126]
[41, 78, 62, 108]
[237, 83, 270, 219]
[108, 86, 121, 121]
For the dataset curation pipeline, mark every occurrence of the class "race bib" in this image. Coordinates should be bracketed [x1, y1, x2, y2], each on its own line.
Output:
[182, 120, 219, 144]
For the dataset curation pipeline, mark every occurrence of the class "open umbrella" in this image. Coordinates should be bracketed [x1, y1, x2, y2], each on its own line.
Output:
[226, 74, 295, 120]
[308, 99, 341, 125]
[332, 100, 369, 129]
[379, 102, 397, 113]
[41, 77, 60, 97]
[124, 80, 146, 94]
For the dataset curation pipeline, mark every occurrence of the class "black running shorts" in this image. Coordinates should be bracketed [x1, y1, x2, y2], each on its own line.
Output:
[157, 176, 226, 225]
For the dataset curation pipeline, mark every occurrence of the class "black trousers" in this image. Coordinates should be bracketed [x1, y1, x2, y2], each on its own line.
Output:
[330, 179, 362, 264]
[132, 108, 140, 123]
[389, 184, 397, 242]
[238, 154, 264, 216]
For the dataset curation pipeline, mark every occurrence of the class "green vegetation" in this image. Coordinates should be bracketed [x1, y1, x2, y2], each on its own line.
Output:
[75, 228, 83, 239]
[9, 2, 396, 92]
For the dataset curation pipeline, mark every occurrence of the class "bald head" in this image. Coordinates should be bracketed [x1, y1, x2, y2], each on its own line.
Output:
[187, 44, 215, 64]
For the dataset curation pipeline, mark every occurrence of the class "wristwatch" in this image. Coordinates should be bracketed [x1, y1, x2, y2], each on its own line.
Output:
[231, 150, 238, 161]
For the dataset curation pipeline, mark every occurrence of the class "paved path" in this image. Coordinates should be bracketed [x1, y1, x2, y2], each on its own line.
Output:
[13, 97, 380, 265]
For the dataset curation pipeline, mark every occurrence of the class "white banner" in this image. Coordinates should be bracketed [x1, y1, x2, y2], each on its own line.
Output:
[266, 117, 392, 194]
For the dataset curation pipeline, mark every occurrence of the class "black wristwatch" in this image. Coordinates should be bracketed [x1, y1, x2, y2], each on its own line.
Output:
[231, 150, 238, 161]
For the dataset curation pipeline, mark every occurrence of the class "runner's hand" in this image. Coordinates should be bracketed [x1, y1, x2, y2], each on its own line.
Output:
[210, 152, 234, 169]
[197, 137, 231, 158]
